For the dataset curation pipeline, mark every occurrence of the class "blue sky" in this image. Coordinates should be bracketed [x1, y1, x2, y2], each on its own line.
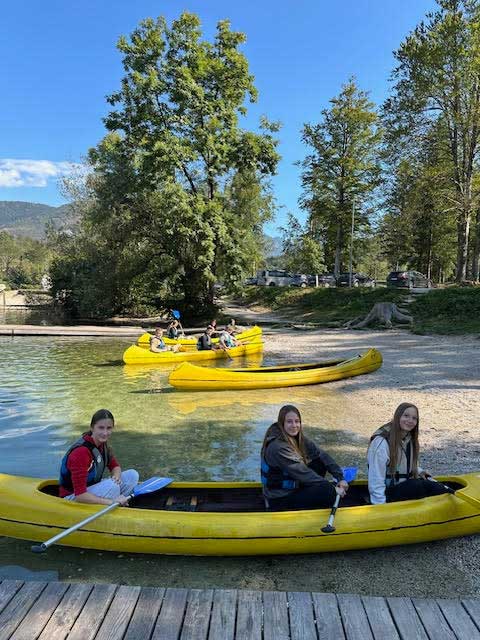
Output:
[1, 0, 437, 234]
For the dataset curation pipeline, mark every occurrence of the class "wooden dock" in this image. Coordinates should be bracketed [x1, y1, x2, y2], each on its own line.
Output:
[0, 324, 205, 338]
[0, 579, 479, 639]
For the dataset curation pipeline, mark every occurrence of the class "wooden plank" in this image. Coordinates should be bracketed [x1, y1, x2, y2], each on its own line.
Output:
[37, 583, 94, 640]
[151, 588, 188, 640]
[462, 599, 480, 631]
[0, 581, 47, 640]
[124, 587, 165, 640]
[94, 585, 141, 640]
[236, 590, 262, 640]
[362, 596, 400, 640]
[67, 583, 117, 640]
[208, 589, 237, 640]
[387, 597, 429, 640]
[412, 599, 456, 640]
[263, 591, 289, 640]
[180, 589, 214, 640]
[337, 594, 373, 640]
[287, 591, 317, 640]
[311, 592, 345, 640]
[0, 581, 24, 617]
[10, 582, 70, 640]
[436, 599, 480, 640]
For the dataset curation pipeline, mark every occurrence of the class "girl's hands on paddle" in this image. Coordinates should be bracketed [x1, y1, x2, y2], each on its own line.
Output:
[336, 480, 349, 497]
[419, 471, 432, 480]
[113, 495, 130, 507]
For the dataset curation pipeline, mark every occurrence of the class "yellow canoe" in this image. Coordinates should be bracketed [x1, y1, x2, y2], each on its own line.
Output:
[168, 348, 382, 391]
[123, 338, 264, 364]
[1, 472, 479, 555]
[137, 325, 262, 346]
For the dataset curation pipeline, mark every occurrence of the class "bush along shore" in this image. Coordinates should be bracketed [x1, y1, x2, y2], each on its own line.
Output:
[238, 286, 480, 335]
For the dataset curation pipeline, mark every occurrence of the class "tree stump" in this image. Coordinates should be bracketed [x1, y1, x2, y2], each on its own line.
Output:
[345, 302, 413, 329]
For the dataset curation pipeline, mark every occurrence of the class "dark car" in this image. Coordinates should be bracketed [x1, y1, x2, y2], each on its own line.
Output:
[291, 273, 308, 287]
[307, 273, 337, 287]
[387, 271, 432, 289]
[244, 276, 258, 286]
[337, 272, 376, 288]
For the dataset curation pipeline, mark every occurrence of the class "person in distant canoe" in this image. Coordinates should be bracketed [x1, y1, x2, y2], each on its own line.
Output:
[261, 405, 348, 511]
[197, 325, 215, 351]
[150, 328, 179, 353]
[59, 409, 138, 506]
[218, 324, 239, 350]
[209, 319, 218, 338]
[367, 402, 450, 504]
[166, 319, 183, 340]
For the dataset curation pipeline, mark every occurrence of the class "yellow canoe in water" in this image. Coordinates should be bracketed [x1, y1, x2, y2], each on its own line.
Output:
[168, 348, 382, 391]
[0, 472, 479, 555]
[123, 338, 263, 364]
[137, 325, 262, 346]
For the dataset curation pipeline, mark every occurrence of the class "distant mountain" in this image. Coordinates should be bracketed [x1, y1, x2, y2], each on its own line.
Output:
[0, 201, 78, 239]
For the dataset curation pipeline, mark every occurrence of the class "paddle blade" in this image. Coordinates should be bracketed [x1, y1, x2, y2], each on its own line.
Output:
[133, 477, 173, 497]
[342, 467, 358, 483]
[172, 310, 181, 319]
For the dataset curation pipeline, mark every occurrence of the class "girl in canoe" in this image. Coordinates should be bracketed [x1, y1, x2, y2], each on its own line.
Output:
[59, 409, 139, 506]
[367, 402, 450, 504]
[261, 404, 348, 511]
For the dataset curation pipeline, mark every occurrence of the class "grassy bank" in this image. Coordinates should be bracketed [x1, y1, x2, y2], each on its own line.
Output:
[239, 286, 480, 334]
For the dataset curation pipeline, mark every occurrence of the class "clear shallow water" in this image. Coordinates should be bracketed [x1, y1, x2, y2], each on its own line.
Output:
[0, 306, 69, 325]
[0, 335, 366, 484]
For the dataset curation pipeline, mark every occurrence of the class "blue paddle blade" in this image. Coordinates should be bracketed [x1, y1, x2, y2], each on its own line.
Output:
[342, 467, 358, 483]
[133, 477, 173, 496]
[172, 310, 181, 319]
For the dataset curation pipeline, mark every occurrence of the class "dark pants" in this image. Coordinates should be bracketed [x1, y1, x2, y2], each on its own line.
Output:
[267, 459, 337, 511]
[386, 478, 450, 502]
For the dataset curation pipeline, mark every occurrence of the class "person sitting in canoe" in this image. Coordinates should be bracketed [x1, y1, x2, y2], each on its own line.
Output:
[166, 319, 183, 340]
[367, 402, 450, 504]
[218, 324, 239, 351]
[150, 328, 179, 353]
[261, 404, 348, 511]
[59, 409, 139, 506]
[197, 325, 214, 351]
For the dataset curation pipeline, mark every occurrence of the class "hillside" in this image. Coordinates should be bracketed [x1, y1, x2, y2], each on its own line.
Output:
[0, 201, 77, 239]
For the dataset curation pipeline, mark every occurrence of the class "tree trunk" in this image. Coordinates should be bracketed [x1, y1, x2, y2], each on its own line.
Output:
[456, 213, 471, 282]
[472, 206, 480, 281]
[334, 222, 343, 276]
[345, 302, 413, 329]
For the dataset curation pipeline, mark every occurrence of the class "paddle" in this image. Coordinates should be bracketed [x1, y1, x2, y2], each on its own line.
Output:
[321, 466, 358, 534]
[428, 476, 480, 509]
[31, 476, 173, 554]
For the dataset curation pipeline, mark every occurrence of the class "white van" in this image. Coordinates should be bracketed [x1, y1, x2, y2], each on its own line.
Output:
[256, 269, 293, 286]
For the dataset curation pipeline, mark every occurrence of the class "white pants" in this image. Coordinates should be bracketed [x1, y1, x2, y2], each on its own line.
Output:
[65, 469, 139, 501]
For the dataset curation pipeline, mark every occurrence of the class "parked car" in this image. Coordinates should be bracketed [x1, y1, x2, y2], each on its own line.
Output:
[386, 270, 432, 289]
[308, 273, 337, 287]
[337, 272, 376, 288]
[291, 273, 308, 287]
[256, 269, 293, 286]
[244, 276, 258, 286]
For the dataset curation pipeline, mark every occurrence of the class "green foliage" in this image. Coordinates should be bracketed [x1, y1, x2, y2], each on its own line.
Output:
[280, 214, 325, 274]
[0, 231, 53, 287]
[53, 12, 279, 318]
[410, 287, 480, 333]
[299, 78, 382, 274]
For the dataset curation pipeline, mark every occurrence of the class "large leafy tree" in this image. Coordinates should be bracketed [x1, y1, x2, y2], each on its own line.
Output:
[386, 0, 480, 281]
[280, 214, 325, 275]
[299, 78, 382, 276]
[78, 13, 279, 316]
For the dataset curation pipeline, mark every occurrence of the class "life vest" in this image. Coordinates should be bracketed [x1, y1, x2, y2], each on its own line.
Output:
[260, 457, 297, 490]
[150, 335, 166, 351]
[370, 425, 413, 487]
[197, 334, 212, 351]
[59, 436, 109, 493]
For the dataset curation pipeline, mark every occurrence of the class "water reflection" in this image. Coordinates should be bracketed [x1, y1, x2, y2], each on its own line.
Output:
[0, 306, 68, 325]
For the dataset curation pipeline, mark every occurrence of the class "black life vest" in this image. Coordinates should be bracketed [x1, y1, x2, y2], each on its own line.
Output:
[197, 334, 212, 351]
[59, 436, 109, 492]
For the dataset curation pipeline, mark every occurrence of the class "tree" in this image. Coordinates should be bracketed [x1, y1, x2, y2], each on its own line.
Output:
[77, 13, 280, 316]
[280, 214, 325, 274]
[299, 78, 382, 276]
[387, 0, 480, 281]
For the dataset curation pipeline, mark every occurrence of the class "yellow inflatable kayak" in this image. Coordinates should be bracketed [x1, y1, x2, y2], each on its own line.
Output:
[137, 325, 262, 346]
[0, 472, 479, 555]
[123, 338, 263, 364]
[168, 348, 382, 391]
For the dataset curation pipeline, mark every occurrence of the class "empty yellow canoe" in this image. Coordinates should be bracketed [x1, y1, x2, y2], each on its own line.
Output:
[137, 325, 262, 346]
[1, 472, 478, 555]
[168, 348, 382, 391]
[123, 338, 264, 364]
